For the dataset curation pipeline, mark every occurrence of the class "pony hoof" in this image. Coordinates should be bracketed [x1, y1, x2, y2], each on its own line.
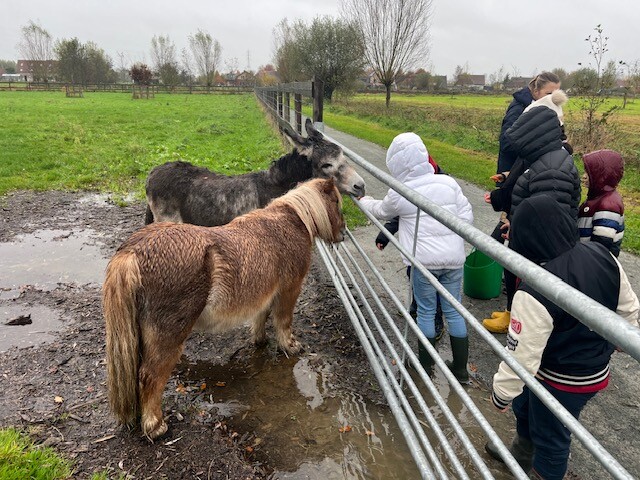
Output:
[283, 338, 302, 355]
[143, 418, 168, 441]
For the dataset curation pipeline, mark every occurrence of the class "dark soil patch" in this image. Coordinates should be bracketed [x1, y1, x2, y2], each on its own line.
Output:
[0, 191, 379, 479]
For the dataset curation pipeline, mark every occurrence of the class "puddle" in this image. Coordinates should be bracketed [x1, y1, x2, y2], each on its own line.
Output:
[180, 354, 420, 479]
[180, 353, 516, 479]
[0, 228, 109, 299]
[78, 192, 137, 207]
[0, 304, 63, 352]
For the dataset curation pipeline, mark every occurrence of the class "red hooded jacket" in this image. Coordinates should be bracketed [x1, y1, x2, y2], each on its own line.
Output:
[577, 150, 624, 256]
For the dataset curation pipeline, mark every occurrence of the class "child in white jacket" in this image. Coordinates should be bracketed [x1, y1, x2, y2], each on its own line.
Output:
[359, 132, 474, 381]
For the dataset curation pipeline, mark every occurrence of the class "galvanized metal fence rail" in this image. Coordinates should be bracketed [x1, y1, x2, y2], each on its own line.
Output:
[256, 85, 640, 479]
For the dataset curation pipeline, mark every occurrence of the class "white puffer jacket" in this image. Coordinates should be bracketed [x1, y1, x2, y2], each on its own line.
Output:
[359, 133, 473, 269]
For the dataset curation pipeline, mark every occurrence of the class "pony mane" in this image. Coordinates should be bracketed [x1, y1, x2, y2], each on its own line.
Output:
[269, 180, 341, 240]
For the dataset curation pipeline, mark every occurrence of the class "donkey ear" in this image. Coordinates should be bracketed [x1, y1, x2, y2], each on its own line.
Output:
[283, 125, 309, 149]
[305, 119, 323, 140]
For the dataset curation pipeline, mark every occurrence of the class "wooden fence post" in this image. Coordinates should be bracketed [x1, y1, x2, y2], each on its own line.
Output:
[284, 92, 291, 124]
[294, 93, 302, 134]
[312, 78, 324, 126]
[277, 90, 283, 119]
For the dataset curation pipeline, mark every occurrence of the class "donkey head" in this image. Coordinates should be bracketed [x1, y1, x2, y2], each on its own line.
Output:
[284, 119, 365, 197]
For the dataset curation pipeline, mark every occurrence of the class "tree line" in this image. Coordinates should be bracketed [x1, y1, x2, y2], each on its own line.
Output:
[6, 3, 640, 109]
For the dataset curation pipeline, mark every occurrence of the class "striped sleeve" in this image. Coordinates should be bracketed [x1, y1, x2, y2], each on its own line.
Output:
[592, 210, 624, 250]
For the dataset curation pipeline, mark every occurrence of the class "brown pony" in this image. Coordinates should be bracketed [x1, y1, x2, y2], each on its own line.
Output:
[103, 178, 345, 440]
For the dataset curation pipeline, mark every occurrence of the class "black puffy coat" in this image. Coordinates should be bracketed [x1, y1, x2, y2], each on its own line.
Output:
[497, 87, 534, 174]
[489, 106, 580, 219]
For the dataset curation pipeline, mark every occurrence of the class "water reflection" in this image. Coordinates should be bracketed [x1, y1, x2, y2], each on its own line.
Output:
[0, 304, 63, 352]
[0, 228, 108, 299]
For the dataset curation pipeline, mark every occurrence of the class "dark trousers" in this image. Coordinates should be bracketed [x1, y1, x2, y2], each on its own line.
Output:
[512, 383, 596, 480]
[490, 219, 517, 310]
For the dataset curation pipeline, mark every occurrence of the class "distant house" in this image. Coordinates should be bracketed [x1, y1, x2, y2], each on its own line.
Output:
[433, 75, 448, 91]
[17, 59, 58, 82]
[466, 74, 486, 90]
[362, 70, 398, 90]
[504, 76, 532, 90]
[235, 70, 255, 87]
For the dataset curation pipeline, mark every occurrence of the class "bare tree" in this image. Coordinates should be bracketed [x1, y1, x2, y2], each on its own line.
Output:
[17, 20, 54, 81]
[188, 29, 222, 88]
[180, 47, 194, 85]
[115, 52, 131, 83]
[272, 18, 302, 83]
[151, 35, 179, 85]
[341, 0, 432, 107]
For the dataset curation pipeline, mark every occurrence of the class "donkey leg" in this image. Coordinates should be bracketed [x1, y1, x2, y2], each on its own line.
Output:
[272, 284, 303, 354]
[138, 325, 186, 440]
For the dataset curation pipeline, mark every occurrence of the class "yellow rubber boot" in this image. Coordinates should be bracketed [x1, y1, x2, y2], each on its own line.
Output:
[490, 310, 505, 319]
[482, 311, 510, 333]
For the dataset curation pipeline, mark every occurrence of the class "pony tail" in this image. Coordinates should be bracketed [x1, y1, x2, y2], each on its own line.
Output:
[103, 251, 142, 426]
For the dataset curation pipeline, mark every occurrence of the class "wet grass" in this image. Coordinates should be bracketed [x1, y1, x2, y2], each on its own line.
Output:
[0, 92, 283, 198]
[0, 91, 368, 228]
[0, 428, 72, 479]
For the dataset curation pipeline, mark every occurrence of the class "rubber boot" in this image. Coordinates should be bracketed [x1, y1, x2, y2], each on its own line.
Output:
[445, 336, 469, 383]
[482, 310, 510, 333]
[485, 435, 534, 474]
[418, 337, 437, 371]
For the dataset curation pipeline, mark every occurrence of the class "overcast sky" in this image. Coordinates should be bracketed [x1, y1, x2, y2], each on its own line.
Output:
[2, 0, 638, 79]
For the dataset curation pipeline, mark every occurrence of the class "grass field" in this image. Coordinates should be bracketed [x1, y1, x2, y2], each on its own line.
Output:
[1, 90, 638, 250]
[0, 92, 283, 197]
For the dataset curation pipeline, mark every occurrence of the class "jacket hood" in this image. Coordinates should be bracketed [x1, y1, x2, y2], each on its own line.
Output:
[512, 87, 534, 107]
[386, 132, 434, 182]
[510, 194, 578, 265]
[504, 106, 564, 163]
[584, 149, 624, 198]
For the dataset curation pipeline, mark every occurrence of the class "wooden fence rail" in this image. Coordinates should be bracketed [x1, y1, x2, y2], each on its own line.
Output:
[255, 79, 324, 134]
[0, 82, 254, 94]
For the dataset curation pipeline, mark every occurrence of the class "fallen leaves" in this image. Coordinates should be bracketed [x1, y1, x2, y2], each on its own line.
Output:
[338, 425, 352, 433]
[54, 395, 64, 404]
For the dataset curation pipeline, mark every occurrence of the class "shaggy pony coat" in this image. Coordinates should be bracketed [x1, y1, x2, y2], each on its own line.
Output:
[103, 178, 345, 440]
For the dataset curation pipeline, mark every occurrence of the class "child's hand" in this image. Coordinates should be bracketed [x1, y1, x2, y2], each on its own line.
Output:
[500, 219, 510, 240]
[490, 174, 505, 183]
[376, 242, 386, 251]
[484, 192, 491, 204]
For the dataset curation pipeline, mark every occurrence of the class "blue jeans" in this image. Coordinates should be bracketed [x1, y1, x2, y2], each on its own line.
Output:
[412, 267, 466, 338]
[512, 383, 596, 480]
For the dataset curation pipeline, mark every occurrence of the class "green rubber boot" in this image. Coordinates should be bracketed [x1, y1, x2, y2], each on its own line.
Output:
[418, 337, 438, 370]
[445, 335, 469, 383]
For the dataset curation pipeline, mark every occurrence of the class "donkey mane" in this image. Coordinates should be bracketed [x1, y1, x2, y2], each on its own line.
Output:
[267, 180, 343, 241]
[268, 149, 312, 187]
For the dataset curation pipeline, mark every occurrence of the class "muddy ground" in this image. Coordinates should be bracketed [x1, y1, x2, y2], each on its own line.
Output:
[1, 189, 639, 480]
[0, 190, 383, 479]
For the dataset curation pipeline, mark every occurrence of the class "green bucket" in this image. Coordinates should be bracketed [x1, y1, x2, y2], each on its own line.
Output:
[463, 249, 503, 299]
